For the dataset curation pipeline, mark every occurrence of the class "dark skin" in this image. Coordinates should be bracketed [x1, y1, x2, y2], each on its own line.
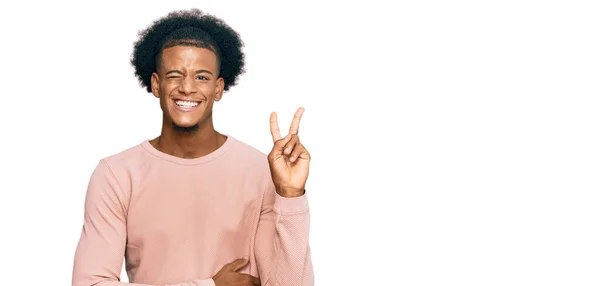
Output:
[149, 45, 310, 285]
[150, 45, 226, 158]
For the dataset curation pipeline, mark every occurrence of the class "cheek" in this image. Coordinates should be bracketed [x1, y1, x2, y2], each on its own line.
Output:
[199, 81, 218, 93]
[159, 85, 178, 100]
[158, 89, 173, 110]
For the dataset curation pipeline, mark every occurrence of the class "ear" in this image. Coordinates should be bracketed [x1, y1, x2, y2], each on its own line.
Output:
[214, 77, 225, 102]
[151, 72, 160, 98]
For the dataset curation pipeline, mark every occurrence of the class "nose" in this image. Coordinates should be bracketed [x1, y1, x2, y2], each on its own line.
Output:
[178, 75, 197, 95]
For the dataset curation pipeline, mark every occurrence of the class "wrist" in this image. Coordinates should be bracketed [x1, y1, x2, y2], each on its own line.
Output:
[276, 186, 305, 198]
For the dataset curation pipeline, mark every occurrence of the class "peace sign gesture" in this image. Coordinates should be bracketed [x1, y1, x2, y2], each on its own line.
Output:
[268, 107, 311, 198]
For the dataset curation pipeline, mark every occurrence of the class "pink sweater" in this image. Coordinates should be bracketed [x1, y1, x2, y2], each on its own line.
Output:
[72, 136, 313, 286]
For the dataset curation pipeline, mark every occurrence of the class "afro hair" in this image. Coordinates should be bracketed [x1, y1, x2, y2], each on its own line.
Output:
[131, 9, 245, 93]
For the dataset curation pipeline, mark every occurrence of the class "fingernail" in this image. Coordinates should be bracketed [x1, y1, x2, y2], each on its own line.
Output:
[285, 147, 291, 154]
[290, 156, 295, 161]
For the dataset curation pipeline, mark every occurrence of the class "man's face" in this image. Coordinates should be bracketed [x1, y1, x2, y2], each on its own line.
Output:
[151, 45, 223, 131]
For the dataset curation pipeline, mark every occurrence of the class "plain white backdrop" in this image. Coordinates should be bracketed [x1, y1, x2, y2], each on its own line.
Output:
[0, 0, 599, 285]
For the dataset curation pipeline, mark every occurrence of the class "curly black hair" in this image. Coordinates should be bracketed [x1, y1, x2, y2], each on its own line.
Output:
[131, 9, 245, 93]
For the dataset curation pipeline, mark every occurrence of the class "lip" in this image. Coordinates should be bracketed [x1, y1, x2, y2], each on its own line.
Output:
[172, 99, 202, 112]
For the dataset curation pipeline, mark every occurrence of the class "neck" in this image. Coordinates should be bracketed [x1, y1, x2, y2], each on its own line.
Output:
[150, 116, 226, 159]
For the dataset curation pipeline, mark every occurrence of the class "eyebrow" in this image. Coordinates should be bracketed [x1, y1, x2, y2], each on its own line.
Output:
[165, 70, 184, 76]
[165, 70, 214, 76]
[195, 69, 214, 75]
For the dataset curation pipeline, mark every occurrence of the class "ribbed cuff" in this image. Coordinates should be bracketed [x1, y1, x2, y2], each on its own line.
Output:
[274, 192, 309, 214]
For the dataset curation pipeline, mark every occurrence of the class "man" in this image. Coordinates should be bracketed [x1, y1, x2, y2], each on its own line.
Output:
[72, 9, 314, 286]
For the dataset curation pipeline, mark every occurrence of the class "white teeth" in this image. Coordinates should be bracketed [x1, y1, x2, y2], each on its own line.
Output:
[175, 100, 199, 108]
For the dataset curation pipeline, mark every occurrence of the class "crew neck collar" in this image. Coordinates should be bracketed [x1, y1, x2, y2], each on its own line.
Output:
[140, 135, 236, 166]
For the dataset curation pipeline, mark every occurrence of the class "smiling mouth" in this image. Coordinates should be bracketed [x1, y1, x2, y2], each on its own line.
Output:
[173, 99, 201, 110]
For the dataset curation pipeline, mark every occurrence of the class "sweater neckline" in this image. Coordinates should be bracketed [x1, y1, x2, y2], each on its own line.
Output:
[140, 135, 236, 166]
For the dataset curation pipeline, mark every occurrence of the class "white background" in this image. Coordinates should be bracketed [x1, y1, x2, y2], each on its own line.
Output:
[0, 0, 598, 285]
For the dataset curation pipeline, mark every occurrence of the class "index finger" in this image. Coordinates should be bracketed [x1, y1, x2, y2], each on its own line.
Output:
[270, 112, 282, 142]
[288, 107, 305, 135]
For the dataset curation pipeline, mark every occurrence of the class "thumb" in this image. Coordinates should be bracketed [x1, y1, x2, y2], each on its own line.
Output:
[229, 257, 249, 272]
[274, 134, 292, 150]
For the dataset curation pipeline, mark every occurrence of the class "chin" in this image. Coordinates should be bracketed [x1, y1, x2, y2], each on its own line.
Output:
[172, 121, 200, 133]
[172, 118, 200, 127]
[172, 114, 205, 126]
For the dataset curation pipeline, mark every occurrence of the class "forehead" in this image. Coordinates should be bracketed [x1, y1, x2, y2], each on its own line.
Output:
[158, 45, 218, 71]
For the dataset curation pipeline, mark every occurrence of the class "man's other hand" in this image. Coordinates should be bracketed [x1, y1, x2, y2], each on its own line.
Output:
[212, 257, 261, 286]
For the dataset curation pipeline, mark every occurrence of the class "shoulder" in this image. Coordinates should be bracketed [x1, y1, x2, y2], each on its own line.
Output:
[92, 142, 148, 187]
[101, 142, 146, 168]
[84, 143, 147, 205]
[226, 136, 273, 185]
[229, 136, 269, 164]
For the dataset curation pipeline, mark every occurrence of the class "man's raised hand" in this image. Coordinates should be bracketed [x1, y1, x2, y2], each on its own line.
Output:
[268, 107, 311, 198]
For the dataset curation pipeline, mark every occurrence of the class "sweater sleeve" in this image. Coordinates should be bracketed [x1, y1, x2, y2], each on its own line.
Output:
[72, 160, 216, 286]
[254, 183, 314, 286]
